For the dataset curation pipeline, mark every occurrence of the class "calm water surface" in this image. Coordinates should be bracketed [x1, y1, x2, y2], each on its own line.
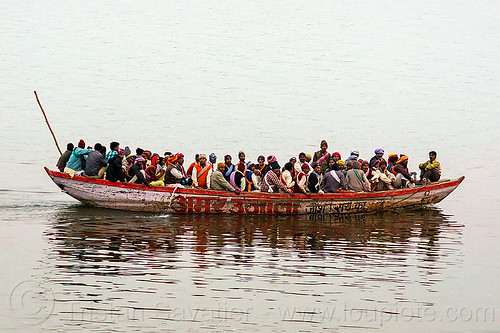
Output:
[1, 1, 499, 332]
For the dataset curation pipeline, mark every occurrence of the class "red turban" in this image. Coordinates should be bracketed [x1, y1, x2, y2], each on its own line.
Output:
[267, 155, 277, 164]
[78, 139, 85, 148]
[151, 155, 159, 165]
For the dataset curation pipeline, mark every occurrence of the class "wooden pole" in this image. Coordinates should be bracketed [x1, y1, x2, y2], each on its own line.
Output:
[34, 90, 62, 155]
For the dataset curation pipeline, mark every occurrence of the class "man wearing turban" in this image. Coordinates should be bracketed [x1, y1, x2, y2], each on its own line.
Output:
[210, 162, 240, 193]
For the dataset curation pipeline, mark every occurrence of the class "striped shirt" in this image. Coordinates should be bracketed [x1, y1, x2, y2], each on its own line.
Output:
[105, 150, 118, 163]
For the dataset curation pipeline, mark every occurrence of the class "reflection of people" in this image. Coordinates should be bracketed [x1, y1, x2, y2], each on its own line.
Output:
[53, 206, 452, 262]
[419, 151, 441, 183]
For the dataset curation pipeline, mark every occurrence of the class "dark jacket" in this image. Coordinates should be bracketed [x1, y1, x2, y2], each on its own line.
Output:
[106, 155, 125, 182]
[307, 172, 320, 193]
[56, 149, 72, 171]
[321, 170, 347, 193]
[393, 164, 412, 180]
[85, 150, 107, 176]
[129, 164, 149, 185]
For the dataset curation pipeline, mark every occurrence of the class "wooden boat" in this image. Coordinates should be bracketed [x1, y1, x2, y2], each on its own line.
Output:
[45, 167, 464, 216]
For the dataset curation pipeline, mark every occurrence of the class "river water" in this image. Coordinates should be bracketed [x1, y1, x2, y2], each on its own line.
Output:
[1, 1, 499, 331]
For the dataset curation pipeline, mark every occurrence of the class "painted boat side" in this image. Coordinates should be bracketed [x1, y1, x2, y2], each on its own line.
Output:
[45, 168, 464, 215]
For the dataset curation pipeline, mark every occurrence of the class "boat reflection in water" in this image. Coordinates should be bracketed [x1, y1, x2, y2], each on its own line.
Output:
[47, 206, 461, 272]
[40, 206, 463, 331]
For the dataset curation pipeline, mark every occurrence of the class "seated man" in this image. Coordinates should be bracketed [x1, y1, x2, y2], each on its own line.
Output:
[105, 141, 120, 163]
[346, 161, 371, 192]
[294, 163, 311, 194]
[345, 149, 359, 162]
[223, 155, 235, 182]
[209, 153, 217, 171]
[260, 161, 292, 194]
[128, 157, 152, 187]
[320, 162, 347, 193]
[336, 160, 346, 175]
[164, 153, 192, 186]
[369, 148, 384, 167]
[192, 154, 212, 189]
[419, 151, 441, 182]
[373, 159, 396, 191]
[344, 160, 354, 177]
[210, 163, 240, 193]
[56, 143, 74, 172]
[142, 150, 153, 166]
[85, 143, 107, 179]
[294, 152, 307, 174]
[256, 155, 270, 177]
[252, 167, 263, 191]
[106, 149, 126, 182]
[64, 139, 93, 177]
[325, 158, 337, 173]
[124, 154, 136, 182]
[145, 156, 166, 186]
[245, 163, 259, 192]
[307, 162, 321, 193]
[392, 155, 416, 188]
[280, 162, 295, 192]
[230, 163, 246, 191]
[136, 147, 144, 159]
[386, 154, 399, 174]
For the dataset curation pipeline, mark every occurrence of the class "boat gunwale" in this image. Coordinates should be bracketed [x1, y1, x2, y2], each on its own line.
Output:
[45, 167, 465, 200]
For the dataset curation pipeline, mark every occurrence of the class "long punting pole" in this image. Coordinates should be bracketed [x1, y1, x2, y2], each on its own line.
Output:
[34, 90, 62, 155]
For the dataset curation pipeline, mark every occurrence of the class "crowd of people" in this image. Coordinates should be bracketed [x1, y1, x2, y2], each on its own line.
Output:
[56, 139, 442, 194]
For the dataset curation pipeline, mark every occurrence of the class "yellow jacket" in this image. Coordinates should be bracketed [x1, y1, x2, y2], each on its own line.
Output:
[419, 160, 441, 175]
